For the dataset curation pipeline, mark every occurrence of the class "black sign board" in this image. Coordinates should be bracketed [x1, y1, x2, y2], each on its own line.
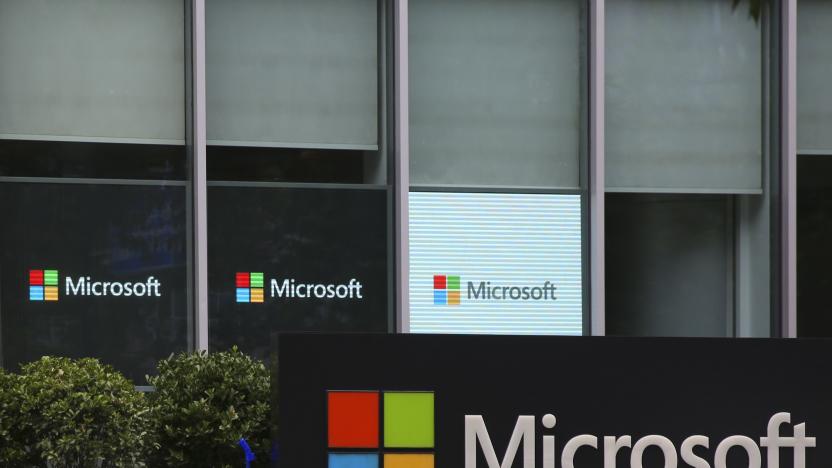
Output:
[278, 334, 832, 468]
[208, 186, 389, 360]
[0, 182, 188, 382]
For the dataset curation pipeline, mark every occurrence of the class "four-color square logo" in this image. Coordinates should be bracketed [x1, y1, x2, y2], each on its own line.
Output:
[30, 269, 59, 301]
[328, 391, 434, 468]
[433, 275, 460, 306]
[236, 272, 264, 303]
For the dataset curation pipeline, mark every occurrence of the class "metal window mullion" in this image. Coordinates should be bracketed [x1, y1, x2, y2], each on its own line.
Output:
[589, 0, 605, 336]
[780, 0, 798, 338]
[191, 0, 209, 350]
[394, 0, 410, 333]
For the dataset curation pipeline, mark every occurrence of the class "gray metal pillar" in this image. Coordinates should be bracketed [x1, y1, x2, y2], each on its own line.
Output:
[191, 0, 209, 350]
[394, 0, 410, 333]
[780, 0, 798, 338]
[589, 0, 606, 336]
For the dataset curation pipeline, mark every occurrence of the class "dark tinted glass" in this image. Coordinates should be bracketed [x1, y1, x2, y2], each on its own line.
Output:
[207, 146, 384, 183]
[798, 156, 832, 337]
[606, 194, 731, 337]
[208, 186, 389, 359]
[0, 182, 188, 382]
[0, 139, 186, 180]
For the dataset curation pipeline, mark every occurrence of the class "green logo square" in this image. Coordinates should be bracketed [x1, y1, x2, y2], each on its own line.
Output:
[447, 276, 460, 291]
[250, 272, 264, 288]
[383, 391, 434, 448]
[44, 270, 59, 286]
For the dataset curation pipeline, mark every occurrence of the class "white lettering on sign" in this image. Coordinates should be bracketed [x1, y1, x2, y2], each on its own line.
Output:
[465, 412, 815, 468]
[65, 276, 162, 297]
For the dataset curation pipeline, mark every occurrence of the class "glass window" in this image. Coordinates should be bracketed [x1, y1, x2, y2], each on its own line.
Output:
[205, 0, 383, 186]
[408, 0, 586, 335]
[605, 0, 773, 338]
[0, 183, 187, 382]
[206, 0, 377, 150]
[606, 0, 762, 192]
[607, 195, 732, 337]
[207, 186, 389, 358]
[0, 0, 185, 144]
[409, 0, 583, 188]
[205, 0, 391, 358]
[0, 0, 189, 381]
[797, 0, 832, 153]
[797, 157, 832, 337]
[796, 0, 832, 336]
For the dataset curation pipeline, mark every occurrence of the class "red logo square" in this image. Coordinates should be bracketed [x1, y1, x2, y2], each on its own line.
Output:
[433, 275, 446, 290]
[236, 272, 250, 288]
[29, 270, 44, 286]
[328, 391, 379, 448]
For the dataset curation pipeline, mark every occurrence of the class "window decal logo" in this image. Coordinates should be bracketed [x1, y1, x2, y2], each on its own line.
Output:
[328, 390, 435, 468]
[234, 271, 364, 303]
[236, 272, 264, 303]
[29, 269, 59, 301]
[433, 274, 558, 305]
[27, 268, 162, 300]
[433, 275, 460, 306]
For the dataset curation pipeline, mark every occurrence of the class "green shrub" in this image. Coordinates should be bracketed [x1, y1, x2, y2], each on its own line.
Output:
[13, 356, 152, 468]
[0, 368, 29, 466]
[147, 347, 271, 468]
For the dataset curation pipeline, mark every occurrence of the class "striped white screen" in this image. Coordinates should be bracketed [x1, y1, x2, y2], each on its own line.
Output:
[409, 192, 582, 335]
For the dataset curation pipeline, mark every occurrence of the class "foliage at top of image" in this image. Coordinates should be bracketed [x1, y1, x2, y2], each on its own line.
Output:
[733, 0, 768, 22]
[0, 357, 152, 468]
[146, 346, 272, 468]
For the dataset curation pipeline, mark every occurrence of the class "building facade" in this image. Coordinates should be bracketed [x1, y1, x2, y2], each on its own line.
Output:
[0, 0, 829, 381]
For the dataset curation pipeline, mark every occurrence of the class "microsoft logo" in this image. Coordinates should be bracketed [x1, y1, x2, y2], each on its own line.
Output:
[328, 391, 435, 468]
[433, 275, 460, 306]
[432, 274, 558, 304]
[236, 272, 264, 303]
[29, 269, 59, 301]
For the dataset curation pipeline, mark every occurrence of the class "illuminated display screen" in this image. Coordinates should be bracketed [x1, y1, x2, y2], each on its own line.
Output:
[409, 192, 582, 335]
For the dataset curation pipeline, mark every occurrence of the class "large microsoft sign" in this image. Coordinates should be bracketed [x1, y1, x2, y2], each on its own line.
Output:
[277, 334, 830, 468]
[409, 192, 582, 335]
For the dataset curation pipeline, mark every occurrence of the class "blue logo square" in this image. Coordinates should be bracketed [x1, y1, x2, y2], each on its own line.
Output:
[236, 288, 250, 303]
[329, 453, 378, 468]
[30, 286, 44, 301]
[433, 290, 447, 305]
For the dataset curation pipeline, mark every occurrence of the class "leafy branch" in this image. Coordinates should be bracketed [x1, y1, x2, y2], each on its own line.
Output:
[732, 0, 769, 22]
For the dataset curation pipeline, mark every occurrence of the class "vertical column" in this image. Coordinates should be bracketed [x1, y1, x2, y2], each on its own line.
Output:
[394, 0, 410, 333]
[781, 0, 798, 338]
[192, 0, 209, 350]
[589, 0, 605, 336]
